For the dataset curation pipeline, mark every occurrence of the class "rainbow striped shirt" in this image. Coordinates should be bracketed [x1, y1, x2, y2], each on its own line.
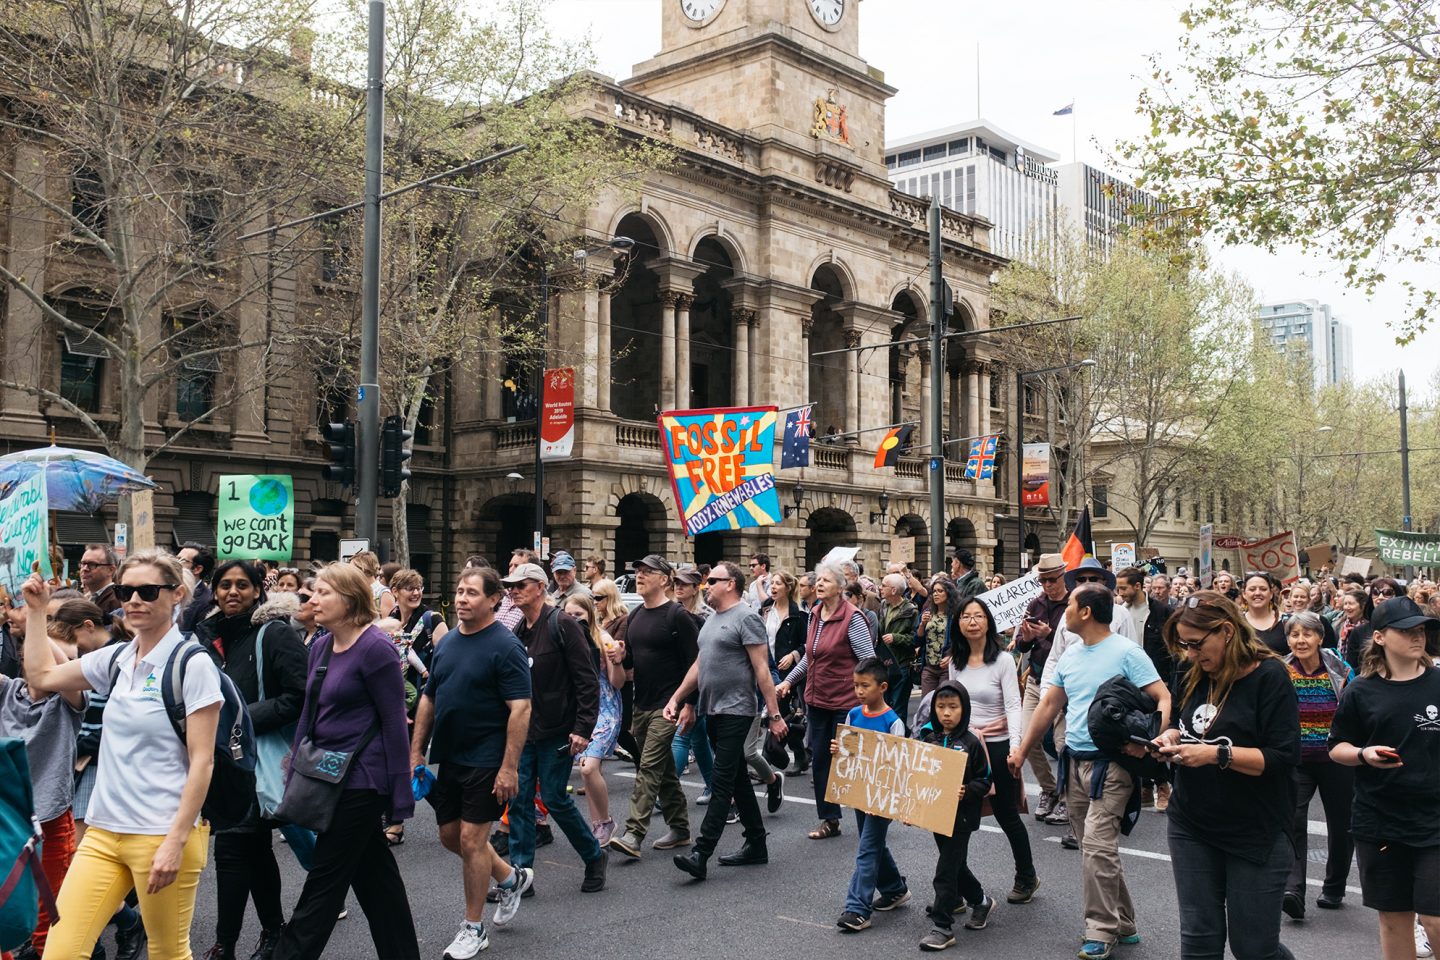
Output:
[1287, 660, 1339, 762]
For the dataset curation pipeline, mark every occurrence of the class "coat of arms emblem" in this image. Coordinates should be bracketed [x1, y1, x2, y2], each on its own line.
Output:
[810, 88, 850, 145]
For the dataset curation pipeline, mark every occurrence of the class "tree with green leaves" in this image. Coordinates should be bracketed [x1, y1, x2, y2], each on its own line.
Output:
[1121, 0, 1440, 339]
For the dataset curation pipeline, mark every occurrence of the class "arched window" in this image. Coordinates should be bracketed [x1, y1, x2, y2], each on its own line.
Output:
[52, 295, 113, 413]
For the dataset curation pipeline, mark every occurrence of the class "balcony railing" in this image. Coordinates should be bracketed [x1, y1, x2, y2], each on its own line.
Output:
[496, 422, 535, 451]
[616, 422, 660, 450]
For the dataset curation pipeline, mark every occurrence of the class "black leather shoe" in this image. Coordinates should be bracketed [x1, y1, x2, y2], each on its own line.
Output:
[718, 841, 769, 866]
[1282, 890, 1305, 920]
[1316, 892, 1344, 910]
[116, 921, 150, 960]
[249, 926, 282, 960]
[673, 850, 709, 880]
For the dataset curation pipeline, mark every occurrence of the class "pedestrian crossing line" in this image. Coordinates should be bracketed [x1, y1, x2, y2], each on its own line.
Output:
[777, 915, 835, 929]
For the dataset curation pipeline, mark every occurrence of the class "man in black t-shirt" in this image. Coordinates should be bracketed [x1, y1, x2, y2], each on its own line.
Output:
[609, 554, 700, 859]
[411, 566, 534, 956]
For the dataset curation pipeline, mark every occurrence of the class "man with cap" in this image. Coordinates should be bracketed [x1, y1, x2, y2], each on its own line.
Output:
[549, 551, 590, 603]
[1016, 554, 1071, 822]
[609, 555, 701, 859]
[499, 561, 608, 894]
[950, 548, 983, 604]
[674, 566, 714, 624]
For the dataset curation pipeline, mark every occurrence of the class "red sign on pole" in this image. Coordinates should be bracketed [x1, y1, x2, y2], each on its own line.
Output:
[540, 367, 574, 461]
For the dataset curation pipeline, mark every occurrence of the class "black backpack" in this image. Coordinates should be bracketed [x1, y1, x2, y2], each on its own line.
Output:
[107, 640, 258, 829]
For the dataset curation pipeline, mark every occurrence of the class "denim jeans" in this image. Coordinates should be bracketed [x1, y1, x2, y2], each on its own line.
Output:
[694, 714, 767, 858]
[672, 714, 714, 788]
[843, 810, 907, 917]
[1168, 815, 1297, 960]
[805, 705, 846, 822]
[885, 663, 913, 728]
[509, 735, 603, 870]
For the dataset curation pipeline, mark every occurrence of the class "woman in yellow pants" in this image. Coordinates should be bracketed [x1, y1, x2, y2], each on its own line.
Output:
[22, 550, 221, 960]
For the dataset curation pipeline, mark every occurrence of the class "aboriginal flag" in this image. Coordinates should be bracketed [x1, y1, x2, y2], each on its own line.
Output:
[1061, 506, 1095, 569]
[873, 424, 914, 468]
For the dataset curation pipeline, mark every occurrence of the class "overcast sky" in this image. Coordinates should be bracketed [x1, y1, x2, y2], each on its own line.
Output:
[544, 0, 1440, 394]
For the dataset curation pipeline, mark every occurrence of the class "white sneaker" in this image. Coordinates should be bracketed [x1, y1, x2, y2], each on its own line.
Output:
[443, 922, 489, 958]
[491, 867, 533, 928]
[1417, 920, 1434, 959]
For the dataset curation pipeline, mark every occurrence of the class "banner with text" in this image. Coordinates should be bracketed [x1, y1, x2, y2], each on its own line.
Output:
[539, 367, 575, 461]
[1199, 524, 1214, 589]
[658, 406, 782, 536]
[1242, 530, 1301, 584]
[0, 473, 52, 599]
[978, 572, 1043, 632]
[825, 724, 967, 836]
[1021, 443, 1051, 507]
[1375, 529, 1440, 567]
[1110, 542, 1136, 571]
[217, 475, 295, 561]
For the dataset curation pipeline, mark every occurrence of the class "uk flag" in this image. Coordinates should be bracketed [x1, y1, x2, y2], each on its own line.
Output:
[781, 405, 813, 469]
[964, 434, 999, 480]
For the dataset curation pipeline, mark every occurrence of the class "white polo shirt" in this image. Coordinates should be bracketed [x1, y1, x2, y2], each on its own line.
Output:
[80, 626, 223, 835]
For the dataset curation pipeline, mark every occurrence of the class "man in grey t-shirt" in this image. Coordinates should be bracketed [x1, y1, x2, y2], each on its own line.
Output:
[665, 561, 787, 880]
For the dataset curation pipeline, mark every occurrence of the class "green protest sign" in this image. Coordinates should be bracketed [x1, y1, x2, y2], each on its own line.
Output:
[0, 472, 53, 597]
[217, 475, 294, 561]
[1375, 528, 1440, 567]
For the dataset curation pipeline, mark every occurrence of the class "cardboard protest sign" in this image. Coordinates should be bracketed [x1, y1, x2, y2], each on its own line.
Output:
[217, 475, 294, 561]
[1375, 529, 1440, 567]
[1243, 531, 1301, 585]
[977, 572, 1043, 632]
[0, 473, 53, 598]
[1339, 555, 1372, 577]
[890, 536, 916, 565]
[658, 406, 782, 536]
[1110, 542, 1136, 571]
[131, 490, 155, 551]
[1301, 540, 1333, 568]
[826, 724, 967, 836]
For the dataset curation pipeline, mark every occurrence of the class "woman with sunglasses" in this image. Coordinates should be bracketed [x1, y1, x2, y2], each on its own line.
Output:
[1327, 596, 1440, 960]
[292, 579, 325, 647]
[948, 597, 1038, 908]
[564, 593, 626, 845]
[21, 552, 222, 960]
[1279, 611, 1354, 921]
[1155, 591, 1300, 960]
[1242, 572, 1288, 655]
[193, 560, 308, 960]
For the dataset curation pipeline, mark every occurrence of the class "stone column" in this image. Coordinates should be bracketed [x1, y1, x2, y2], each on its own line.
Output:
[979, 363, 993, 436]
[844, 328, 862, 442]
[483, 350, 503, 420]
[918, 354, 932, 448]
[747, 313, 760, 406]
[2, 145, 48, 430]
[675, 294, 692, 408]
[733, 309, 755, 406]
[965, 363, 981, 438]
[597, 283, 612, 413]
[948, 370, 962, 446]
[659, 291, 677, 411]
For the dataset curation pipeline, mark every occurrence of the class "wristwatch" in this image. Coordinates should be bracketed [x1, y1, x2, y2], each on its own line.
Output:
[1216, 743, 1233, 770]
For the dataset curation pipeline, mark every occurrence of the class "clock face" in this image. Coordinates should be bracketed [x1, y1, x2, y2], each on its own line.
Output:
[809, 0, 845, 27]
[680, 0, 725, 23]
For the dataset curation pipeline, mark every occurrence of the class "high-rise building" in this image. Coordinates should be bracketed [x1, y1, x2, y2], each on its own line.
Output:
[884, 120, 1060, 260]
[1055, 162, 1168, 256]
[1257, 300, 1354, 389]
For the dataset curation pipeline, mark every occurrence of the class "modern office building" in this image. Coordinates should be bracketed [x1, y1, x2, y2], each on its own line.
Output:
[1055, 162, 1168, 256]
[1257, 300, 1354, 389]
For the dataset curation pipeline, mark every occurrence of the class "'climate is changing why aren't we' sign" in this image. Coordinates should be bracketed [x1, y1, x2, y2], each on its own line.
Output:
[217, 475, 294, 561]
[825, 724, 967, 836]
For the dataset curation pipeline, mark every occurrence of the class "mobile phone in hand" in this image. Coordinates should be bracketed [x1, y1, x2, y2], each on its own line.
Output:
[1374, 747, 1401, 764]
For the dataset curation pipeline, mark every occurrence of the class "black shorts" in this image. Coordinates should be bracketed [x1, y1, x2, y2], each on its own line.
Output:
[429, 763, 503, 826]
[1354, 838, 1440, 915]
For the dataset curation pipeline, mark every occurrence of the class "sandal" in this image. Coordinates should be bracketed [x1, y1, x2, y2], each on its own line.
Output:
[808, 819, 842, 840]
[384, 826, 405, 846]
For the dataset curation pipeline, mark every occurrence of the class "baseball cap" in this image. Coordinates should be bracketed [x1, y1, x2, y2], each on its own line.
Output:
[551, 551, 577, 572]
[674, 566, 702, 585]
[633, 554, 673, 577]
[1370, 596, 1440, 632]
[500, 562, 549, 586]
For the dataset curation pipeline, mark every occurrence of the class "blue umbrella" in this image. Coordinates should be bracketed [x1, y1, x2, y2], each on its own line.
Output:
[0, 445, 157, 513]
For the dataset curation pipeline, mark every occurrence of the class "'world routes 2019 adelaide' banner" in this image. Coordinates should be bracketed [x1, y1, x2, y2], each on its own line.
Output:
[658, 406, 782, 537]
[1375, 529, 1440, 566]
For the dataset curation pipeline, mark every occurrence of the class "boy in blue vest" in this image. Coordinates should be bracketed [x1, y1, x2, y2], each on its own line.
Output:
[832, 657, 909, 931]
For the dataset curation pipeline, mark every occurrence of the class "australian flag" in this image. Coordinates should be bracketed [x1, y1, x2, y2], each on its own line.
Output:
[964, 434, 999, 480]
[780, 405, 813, 469]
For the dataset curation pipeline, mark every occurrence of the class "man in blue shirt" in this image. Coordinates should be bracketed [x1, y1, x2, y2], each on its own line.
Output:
[1008, 584, 1171, 960]
[411, 566, 533, 959]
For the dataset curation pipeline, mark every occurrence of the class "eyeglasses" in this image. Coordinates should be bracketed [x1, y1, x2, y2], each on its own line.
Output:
[1039, 573, 1065, 585]
[115, 583, 178, 602]
[1173, 627, 1220, 651]
[705, 577, 733, 585]
[748, 561, 760, 567]
[1074, 575, 1107, 584]
[1372, 587, 1396, 598]
[79, 561, 113, 570]
[958, 613, 987, 622]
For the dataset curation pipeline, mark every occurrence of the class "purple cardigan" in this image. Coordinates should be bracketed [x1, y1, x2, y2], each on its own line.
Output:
[291, 625, 414, 821]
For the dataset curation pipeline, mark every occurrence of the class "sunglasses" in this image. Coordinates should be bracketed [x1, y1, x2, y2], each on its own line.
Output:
[297, 593, 313, 603]
[1173, 626, 1220, 651]
[706, 577, 733, 585]
[116, 583, 178, 602]
[1039, 573, 1065, 584]
[1372, 587, 1396, 597]
[1074, 575, 1107, 584]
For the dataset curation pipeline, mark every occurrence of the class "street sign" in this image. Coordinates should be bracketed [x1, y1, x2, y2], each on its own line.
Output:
[540, 367, 575, 461]
[340, 538, 370, 562]
[114, 522, 128, 559]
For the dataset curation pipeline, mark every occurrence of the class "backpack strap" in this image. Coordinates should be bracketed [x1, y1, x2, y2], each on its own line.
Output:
[160, 641, 209, 743]
[254, 622, 273, 702]
[104, 641, 132, 694]
[0, 821, 58, 924]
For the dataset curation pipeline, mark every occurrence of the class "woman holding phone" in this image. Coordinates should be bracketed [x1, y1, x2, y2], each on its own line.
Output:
[1327, 596, 1440, 960]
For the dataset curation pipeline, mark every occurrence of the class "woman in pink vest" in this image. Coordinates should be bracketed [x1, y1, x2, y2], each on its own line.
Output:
[776, 563, 876, 840]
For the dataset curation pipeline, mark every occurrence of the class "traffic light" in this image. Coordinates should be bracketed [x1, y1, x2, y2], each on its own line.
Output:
[321, 421, 356, 486]
[381, 414, 413, 498]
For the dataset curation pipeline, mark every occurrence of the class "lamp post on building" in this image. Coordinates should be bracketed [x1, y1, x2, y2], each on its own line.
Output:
[1014, 359, 1096, 575]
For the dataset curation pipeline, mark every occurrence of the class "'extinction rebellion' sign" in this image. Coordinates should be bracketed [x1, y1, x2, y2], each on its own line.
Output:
[1375, 529, 1440, 566]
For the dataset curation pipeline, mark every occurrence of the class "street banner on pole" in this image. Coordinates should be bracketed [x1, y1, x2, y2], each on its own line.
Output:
[1242, 531, 1301, 584]
[1199, 524, 1214, 589]
[132, 489, 155, 551]
[1021, 443, 1051, 506]
[217, 475, 295, 561]
[1110, 542, 1136, 571]
[826, 724, 967, 836]
[977, 572, 1043, 632]
[1375, 529, 1440, 566]
[539, 367, 575, 461]
[0, 472, 52, 598]
[658, 406, 782, 536]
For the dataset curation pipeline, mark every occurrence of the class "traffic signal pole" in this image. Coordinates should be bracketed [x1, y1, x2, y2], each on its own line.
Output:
[356, 0, 385, 543]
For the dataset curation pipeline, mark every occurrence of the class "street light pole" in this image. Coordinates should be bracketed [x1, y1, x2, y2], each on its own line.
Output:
[928, 197, 946, 578]
[1399, 369, 1414, 579]
[356, 0, 385, 544]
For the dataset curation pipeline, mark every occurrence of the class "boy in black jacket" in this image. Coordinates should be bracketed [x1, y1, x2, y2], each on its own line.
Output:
[914, 679, 993, 951]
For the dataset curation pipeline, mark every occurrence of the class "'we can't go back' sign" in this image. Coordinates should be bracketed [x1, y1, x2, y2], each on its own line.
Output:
[825, 724, 967, 836]
[217, 475, 294, 561]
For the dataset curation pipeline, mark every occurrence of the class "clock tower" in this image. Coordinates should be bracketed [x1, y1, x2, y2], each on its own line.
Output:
[625, 0, 894, 187]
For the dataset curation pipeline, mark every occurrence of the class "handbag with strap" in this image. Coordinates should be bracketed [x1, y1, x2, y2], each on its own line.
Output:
[274, 639, 380, 833]
[251, 623, 294, 819]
